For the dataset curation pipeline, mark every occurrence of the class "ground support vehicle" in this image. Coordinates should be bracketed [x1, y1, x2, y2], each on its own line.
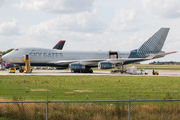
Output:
[111, 69, 127, 74]
[140, 69, 148, 75]
[9, 68, 15, 73]
[152, 70, 159, 75]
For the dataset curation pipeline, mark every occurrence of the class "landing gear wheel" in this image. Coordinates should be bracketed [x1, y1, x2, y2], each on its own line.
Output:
[71, 69, 93, 73]
[19, 69, 24, 73]
[16, 67, 20, 70]
[89, 69, 93, 73]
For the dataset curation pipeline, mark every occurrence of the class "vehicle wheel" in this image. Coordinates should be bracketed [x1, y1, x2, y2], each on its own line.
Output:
[19, 69, 23, 73]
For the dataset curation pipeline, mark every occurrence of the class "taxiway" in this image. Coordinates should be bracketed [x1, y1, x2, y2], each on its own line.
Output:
[0, 69, 180, 76]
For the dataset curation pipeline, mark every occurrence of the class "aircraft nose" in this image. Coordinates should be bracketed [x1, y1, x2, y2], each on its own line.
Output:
[0, 55, 2, 62]
[1, 55, 6, 61]
[2, 54, 10, 62]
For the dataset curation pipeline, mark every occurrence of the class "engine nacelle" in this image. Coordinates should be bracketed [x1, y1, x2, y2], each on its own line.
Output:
[69, 63, 85, 71]
[98, 62, 114, 69]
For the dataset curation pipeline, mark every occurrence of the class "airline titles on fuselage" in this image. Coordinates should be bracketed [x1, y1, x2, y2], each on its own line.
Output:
[29, 52, 63, 58]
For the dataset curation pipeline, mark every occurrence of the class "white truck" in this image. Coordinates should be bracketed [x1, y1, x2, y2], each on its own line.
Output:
[126, 66, 148, 75]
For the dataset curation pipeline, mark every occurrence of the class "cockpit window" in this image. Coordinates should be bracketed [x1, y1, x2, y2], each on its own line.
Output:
[15, 49, 19, 51]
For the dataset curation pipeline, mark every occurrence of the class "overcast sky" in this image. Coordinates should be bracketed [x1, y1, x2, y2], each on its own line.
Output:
[0, 0, 179, 63]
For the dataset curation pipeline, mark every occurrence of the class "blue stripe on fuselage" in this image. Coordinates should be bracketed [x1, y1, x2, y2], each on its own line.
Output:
[128, 49, 140, 58]
[124, 59, 144, 65]
[124, 49, 144, 65]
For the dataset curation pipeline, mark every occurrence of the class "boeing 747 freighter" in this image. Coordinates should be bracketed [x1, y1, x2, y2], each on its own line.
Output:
[2, 28, 177, 73]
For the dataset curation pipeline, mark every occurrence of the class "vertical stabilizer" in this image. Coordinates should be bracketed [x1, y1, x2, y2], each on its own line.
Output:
[138, 28, 170, 52]
[136, 28, 170, 58]
[53, 40, 66, 50]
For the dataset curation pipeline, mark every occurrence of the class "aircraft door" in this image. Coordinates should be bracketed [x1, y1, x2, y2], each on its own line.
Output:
[109, 51, 118, 59]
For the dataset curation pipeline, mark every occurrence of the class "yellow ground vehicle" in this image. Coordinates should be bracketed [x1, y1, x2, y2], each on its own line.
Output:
[9, 68, 15, 73]
[152, 70, 159, 75]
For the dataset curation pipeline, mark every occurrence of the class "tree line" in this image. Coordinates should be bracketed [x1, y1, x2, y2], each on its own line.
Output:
[149, 61, 180, 65]
[0, 49, 14, 55]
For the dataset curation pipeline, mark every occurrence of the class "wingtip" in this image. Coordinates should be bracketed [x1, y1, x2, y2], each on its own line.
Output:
[173, 51, 178, 53]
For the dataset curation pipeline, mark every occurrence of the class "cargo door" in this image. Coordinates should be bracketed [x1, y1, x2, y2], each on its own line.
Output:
[109, 51, 118, 59]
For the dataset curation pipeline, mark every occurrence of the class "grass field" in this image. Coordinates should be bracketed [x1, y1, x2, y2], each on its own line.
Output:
[1, 74, 180, 119]
[0, 75, 180, 101]
[1, 100, 180, 120]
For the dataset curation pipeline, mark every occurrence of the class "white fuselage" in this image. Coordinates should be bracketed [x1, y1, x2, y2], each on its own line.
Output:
[2, 47, 130, 67]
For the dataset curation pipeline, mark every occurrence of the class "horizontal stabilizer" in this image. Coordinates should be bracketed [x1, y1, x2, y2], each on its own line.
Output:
[146, 51, 178, 59]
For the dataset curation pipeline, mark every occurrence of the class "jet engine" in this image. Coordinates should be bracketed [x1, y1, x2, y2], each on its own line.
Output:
[98, 62, 115, 69]
[69, 63, 85, 71]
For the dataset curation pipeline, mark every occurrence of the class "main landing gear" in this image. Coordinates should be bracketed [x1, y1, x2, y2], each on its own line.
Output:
[110, 63, 127, 74]
[71, 69, 93, 73]
[19, 67, 24, 73]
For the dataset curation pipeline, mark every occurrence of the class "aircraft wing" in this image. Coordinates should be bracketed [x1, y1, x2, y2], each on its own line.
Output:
[54, 58, 150, 66]
[146, 51, 178, 59]
[54, 59, 106, 65]
[54, 60, 80, 65]
[54, 51, 177, 66]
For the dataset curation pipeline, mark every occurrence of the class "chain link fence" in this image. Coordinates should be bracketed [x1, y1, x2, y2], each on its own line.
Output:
[1, 89, 180, 120]
[1, 99, 180, 120]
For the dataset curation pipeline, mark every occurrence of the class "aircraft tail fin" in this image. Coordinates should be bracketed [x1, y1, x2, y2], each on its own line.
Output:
[138, 28, 170, 52]
[135, 28, 170, 58]
[53, 40, 66, 50]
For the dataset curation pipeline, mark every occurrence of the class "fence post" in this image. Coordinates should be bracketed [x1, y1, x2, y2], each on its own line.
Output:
[46, 89, 48, 120]
[128, 89, 131, 120]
